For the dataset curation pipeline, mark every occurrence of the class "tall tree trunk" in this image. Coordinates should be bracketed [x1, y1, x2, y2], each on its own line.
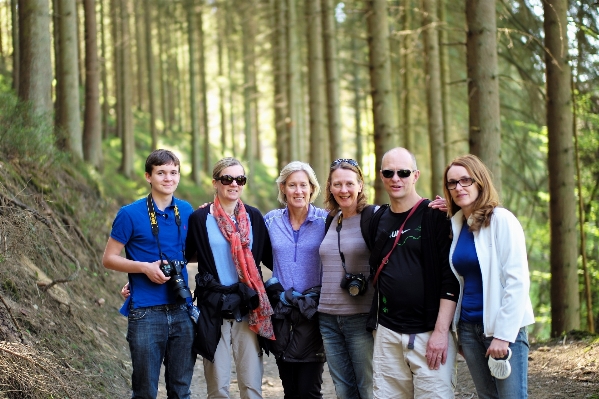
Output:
[110, 0, 122, 139]
[351, 31, 363, 168]
[55, 0, 83, 158]
[306, 0, 327, 195]
[466, 0, 501, 194]
[134, 0, 145, 111]
[438, 0, 452, 161]
[240, 0, 258, 173]
[187, 0, 201, 184]
[119, 0, 134, 177]
[402, 0, 412, 150]
[321, 0, 341, 160]
[366, 0, 397, 204]
[422, 0, 445, 196]
[156, 0, 168, 134]
[216, 2, 227, 156]
[544, 0, 580, 337]
[82, 0, 103, 169]
[273, 0, 289, 171]
[18, 0, 53, 120]
[225, 0, 238, 157]
[197, 6, 210, 173]
[11, 0, 19, 92]
[144, 0, 157, 150]
[99, 0, 109, 139]
[287, 0, 300, 161]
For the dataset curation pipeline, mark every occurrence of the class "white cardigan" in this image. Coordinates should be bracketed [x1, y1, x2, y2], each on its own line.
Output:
[449, 208, 535, 343]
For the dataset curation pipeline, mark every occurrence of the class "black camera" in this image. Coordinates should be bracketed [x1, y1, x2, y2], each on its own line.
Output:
[160, 258, 192, 300]
[339, 273, 368, 297]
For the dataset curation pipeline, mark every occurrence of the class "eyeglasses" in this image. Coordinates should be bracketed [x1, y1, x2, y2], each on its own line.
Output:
[331, 159, 359, 168]
[446, 177, 475, 190]
[381, 169, 416, 179]
[216, 175, 247, 186]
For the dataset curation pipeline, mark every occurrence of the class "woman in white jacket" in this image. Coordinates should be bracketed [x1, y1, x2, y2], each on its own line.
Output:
[443, 154, 534, 399]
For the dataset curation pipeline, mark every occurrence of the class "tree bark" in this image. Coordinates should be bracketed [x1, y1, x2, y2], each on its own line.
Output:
[287, 0, 301, 161]
[119, 0, 134, 177]
[402, 0, 412, 151]
[82, 0, 103, 169]
[11, 0, 19, 92]
[144, 0, 157, 150]
[273, 0, 289, 171]
[216, 2, 227, 156]
[466, 0, 502, 194]
[197, 6, 210, 173]
[55, 0, 83, 158]
[366, 0, 397, 204]
[438, 0, 452, 161]
[422, 0, 445, 196]
[110, 0, 121, 139]
[306, 0, 327, 196]
[240, 0, 259, 173]
[544, 0, 580, 337]
[134, 0, 145, 111]
[321, 0, 341, 160]
[18, 0, 53, 120]
[99, 0, 109, 139]
[187, 0, 201, 185]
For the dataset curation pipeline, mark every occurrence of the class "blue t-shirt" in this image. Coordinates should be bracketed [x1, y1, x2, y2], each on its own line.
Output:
[452, 224, 483, 322]
[110, 196, 193, 309]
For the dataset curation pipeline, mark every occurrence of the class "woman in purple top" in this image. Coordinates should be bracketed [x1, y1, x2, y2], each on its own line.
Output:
[264, 161, 328, 399]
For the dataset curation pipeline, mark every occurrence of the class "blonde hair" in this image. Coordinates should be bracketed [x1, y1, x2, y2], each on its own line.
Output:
[212, 157, 245, 180]
[443, 154, 500, 231]
[275, 161, 321, 205]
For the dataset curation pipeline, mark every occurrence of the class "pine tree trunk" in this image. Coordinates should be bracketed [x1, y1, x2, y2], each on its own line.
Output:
[544, 0, 580, 337]
[197, 6, 210, 173]
[187, 0, 200, 184]
[306, 0, 327, 196]
[438, 0, 452, 161]
[110, 0, 122, 139]
[422, 0, 445, 196]
[273, 0, 289, 171]
[322, 0, 341, 160]
[156, 0, 168, 134]
[134, 0, 145, 112]
[82, 0, 103, 169]
[366, 0, 397, 204]
[287, 0, 301, 161]
[119, 0, 134, 177]
[144, 0, 157, 150]
[402, 0, 412, 151]
[18, 0, 53, 120]
[11, 0, 19, 92]
[225, 1, 238, 157]
[240, 0, 258, 173]
[466, 0, 501, 193]
[55, 0, 83, 158]
[351, 30, 363, 167]
[99, 0, 109, 139]
[216, 2, 227, 156]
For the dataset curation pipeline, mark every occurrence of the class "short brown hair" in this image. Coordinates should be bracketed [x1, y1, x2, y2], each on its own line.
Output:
[443, 154, 500, 231]
[145, 149, 180, 175]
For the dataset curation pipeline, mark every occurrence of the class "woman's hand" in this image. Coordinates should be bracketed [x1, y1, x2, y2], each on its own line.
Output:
[121, 282, 130, 299]
[486, 338, 510, 359]
[428, 195, 448, 212]
[197, 202, 210, 209]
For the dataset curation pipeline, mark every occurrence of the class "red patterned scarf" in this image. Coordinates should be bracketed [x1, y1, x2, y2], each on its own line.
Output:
[213, 196, 275, 340]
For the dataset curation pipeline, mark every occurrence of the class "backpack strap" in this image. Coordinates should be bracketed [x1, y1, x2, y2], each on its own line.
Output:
[324, 210, 340, 236]
[360, 205, 377, 250]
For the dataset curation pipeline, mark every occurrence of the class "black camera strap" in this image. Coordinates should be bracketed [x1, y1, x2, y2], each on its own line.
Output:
[146, 193, 182, 262]
[335, 213, 349, 274]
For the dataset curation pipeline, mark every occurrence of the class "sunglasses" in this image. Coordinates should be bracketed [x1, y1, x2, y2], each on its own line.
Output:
[331, 158, 359, 168]
[381, 169, 416, 179]
[216, 175, 247, 186]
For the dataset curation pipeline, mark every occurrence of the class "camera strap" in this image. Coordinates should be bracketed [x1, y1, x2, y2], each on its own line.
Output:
[335, 212, 349, 274]
[371, 198, 426, 286]
[145, 193, 182, 263]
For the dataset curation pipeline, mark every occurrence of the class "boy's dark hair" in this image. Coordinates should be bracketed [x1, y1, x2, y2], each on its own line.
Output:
[145, 149, 180, 174]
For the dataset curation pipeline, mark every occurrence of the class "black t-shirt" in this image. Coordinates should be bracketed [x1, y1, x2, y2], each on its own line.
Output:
[376, 203, 428, 334]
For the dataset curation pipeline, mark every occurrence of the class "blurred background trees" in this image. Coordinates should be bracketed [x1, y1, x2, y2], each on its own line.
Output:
[0, 0, 597, 338]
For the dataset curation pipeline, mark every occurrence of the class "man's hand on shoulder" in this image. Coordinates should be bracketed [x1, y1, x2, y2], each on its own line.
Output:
[426, 329, 449, 370]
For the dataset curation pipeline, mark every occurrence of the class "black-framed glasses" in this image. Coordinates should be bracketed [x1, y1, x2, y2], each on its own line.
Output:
[217, 175, 247, 186]
[446, 177, 475, 190]
[381, 169, 416, 179]
[331, 158, 359, 168]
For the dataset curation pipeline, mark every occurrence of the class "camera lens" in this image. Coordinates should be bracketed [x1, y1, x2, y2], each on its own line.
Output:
[348, 280, 361, 297]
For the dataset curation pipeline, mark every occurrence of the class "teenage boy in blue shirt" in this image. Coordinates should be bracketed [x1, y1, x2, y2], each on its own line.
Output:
[103, 149, 196, 399]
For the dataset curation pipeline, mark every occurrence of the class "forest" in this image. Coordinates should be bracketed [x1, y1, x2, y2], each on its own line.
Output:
[0, 0, 598, 345]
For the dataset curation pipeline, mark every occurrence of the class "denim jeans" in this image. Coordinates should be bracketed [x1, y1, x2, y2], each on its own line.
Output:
[319, 313, 374, 399]
[458, 322, 529, 399]
[127, 304, 196, 399]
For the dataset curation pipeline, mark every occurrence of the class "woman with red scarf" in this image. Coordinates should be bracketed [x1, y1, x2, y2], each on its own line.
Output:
[185, 157, 274, 399]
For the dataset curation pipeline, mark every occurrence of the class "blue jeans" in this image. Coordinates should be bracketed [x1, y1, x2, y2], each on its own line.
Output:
[319, 313, 374, 399]
[127, 303, 196, 399]
[458, 322, 529, 399]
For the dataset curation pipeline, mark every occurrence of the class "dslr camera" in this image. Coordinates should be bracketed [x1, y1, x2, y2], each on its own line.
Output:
[160, 257, 192, 300]
[340, 272, 368, 297]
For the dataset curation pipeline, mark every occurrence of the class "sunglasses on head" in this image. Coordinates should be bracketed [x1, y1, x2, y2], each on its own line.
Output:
[381, 169, 416, 179]
[216, 174, 247, 186]
[331, 158, 359, 168]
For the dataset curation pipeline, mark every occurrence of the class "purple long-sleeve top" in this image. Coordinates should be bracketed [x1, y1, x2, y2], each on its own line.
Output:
[263, 204, 328, 293]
